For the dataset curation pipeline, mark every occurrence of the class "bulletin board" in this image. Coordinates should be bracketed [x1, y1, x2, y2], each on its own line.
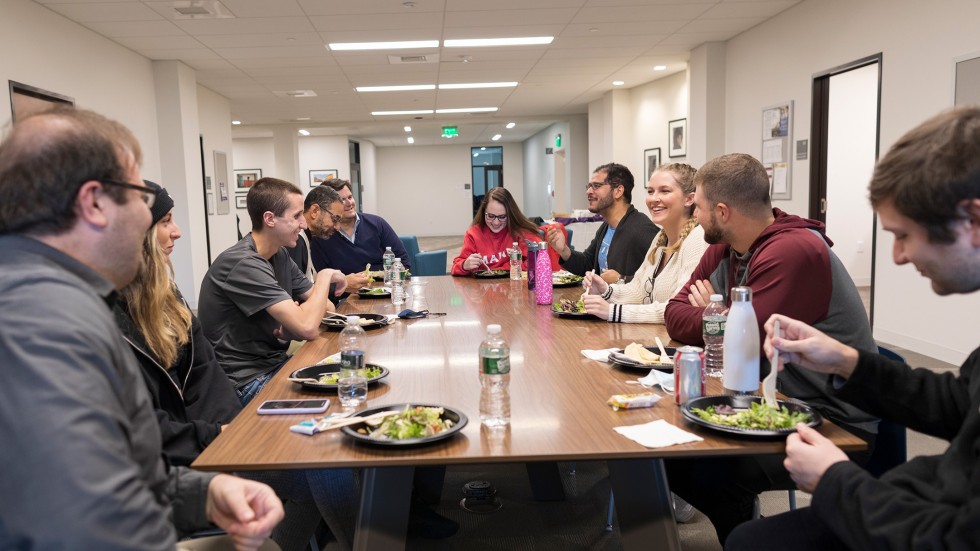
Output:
[762, 101, 792, 200]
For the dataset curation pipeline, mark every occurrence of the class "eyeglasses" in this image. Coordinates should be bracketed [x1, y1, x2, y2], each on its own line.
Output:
[328, 212, 342, 223]
[484, 213, 508, 222]
[585, 181, 612, 192]
[100, 179, 159, 208]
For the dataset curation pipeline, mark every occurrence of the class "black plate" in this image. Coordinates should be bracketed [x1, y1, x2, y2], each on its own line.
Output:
[552, 310, 599, 320]
[321, 313, 388, 331]
[357, 287, 391, 299]
[474, 270, 509, 279]
[609, 346, 676, 371]
[289, 363, 389, 391]
[341, 403, 468, 446]
[551, 275, 584, 288]
[681, 395, 823, 438]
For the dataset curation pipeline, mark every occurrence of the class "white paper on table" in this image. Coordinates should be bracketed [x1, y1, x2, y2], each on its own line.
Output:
[582, 348, 619, 362]
[614, 419, 703, 448]
[772, 163, 788, 194]
[762, 139, 783, 164]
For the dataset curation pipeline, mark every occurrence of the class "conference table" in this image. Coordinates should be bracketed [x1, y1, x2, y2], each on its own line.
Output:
[193, 275, 865, 551]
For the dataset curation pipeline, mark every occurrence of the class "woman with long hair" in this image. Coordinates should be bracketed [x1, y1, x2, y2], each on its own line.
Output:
[115, 182, 357, 551]
[581, 163, 709, 323]
[451, 187, 564, 275]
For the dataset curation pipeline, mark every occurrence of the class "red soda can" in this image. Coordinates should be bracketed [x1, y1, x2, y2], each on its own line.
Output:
[674, 345, 705, 405]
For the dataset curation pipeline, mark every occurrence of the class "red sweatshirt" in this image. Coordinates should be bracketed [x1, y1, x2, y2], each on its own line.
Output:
[451, 223, 565, 276]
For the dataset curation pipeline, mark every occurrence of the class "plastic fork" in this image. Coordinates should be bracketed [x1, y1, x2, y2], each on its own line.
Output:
[763, 320, 779, 408]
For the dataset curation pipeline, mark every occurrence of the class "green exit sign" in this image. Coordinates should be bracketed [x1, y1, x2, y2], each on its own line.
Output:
[442, 126, 458, 138]
[555, 133, 562, 147]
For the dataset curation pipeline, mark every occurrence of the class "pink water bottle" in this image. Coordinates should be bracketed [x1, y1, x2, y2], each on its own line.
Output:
[534, 241, 553, 305]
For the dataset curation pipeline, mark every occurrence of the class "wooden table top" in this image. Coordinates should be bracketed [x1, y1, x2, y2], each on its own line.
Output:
[193, 275, 864, 472]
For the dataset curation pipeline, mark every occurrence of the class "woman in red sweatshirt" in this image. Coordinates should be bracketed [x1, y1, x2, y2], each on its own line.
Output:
[452, 187, 564, 275]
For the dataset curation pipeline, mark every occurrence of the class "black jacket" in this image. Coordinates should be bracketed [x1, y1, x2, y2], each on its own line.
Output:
[559, 205, 660, 282]
[113, 298, 241, 467]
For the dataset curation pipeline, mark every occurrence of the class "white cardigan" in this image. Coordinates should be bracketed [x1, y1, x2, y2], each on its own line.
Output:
[605, 224, 709, 324]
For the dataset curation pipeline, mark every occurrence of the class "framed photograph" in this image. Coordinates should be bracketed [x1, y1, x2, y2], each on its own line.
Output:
[643, 148, 661, 180]
[235, 195, 247, 209]
[309, 169, 339, 187]
[762, 101, 793, 200]
[668, 119, 687, 158]
[206, 192, 215, 215]
[234, 169, 261, 190]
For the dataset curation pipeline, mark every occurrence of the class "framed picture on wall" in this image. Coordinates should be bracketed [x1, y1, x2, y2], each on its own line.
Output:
[234, 169, 261, 190]
[235, 195, 247, 209]
[668, 119, 687, 158]
[643, 148, 661, 180]
[309, 169, 338, 187]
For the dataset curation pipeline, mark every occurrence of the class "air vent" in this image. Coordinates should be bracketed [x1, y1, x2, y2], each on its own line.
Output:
[388, 54, 439, 65]
[171, 1, 233, 19]
[272, 90, 317, 98]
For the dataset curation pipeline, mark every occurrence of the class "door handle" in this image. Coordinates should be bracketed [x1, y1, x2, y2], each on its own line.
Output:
[820, 198, 827, 214]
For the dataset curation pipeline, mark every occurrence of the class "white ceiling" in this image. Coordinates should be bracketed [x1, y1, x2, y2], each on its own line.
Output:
[34, 0, 802, 146]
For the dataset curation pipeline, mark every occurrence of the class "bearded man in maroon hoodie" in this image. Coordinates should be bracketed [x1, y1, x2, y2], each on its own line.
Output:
[662, 153, 877, 546]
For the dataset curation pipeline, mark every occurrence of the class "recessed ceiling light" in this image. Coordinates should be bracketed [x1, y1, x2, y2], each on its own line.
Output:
[293, 117, 311, 121]
[435, 107, 498, 114]
[404, 126, 412, 132]
[231, 120, 241, 125]
[298, 129, 310, 136]
[328, 40, 438, 51]
[438, 82, 518, 90]
[654, 65, 667, 71]
[506, 122, 516, 129]
[491, 134, 502, 141]
[371, 110, 434, 116]
[407, 136, 415, 144]
[473, 152, 479, 157]
[444, 37, 553, 48]
[612, 80, 625, 86]
[356, 84, 435, 92]
[480, 147, 486, 150]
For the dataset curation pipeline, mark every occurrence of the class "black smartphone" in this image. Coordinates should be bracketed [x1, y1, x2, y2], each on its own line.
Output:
[257, 399, 330, 415]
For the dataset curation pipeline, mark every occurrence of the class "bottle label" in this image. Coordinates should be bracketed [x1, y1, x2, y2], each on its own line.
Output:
[481, 355, 510, 375]
[384, 258, 393, 269]
[703, 319, 725, 337]
[341, 350, 365, 371]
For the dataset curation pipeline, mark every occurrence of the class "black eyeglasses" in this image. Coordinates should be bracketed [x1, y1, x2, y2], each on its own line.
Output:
[484, 213, 508, 222]
[585, 181, 612, 191]
[328, 212, 342, 223]
[100, 179, 159, 208]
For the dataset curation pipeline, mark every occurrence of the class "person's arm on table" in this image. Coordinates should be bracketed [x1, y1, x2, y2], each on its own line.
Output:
[451, 229, 481, 275]
[664, 249, 722, 344]
[345, 271, 371, 291]
[268, 268, 346, 341]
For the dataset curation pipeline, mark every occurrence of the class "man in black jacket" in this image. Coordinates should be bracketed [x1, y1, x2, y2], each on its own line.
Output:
[729, 107, 980, 550]
[545, 162, 659, 283]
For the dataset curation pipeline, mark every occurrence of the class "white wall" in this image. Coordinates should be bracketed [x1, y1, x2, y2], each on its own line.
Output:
[196, 85, 239, 265]
[359, 140, 378, 213]
[724, 0, 980, 364]
[232, 137, 275, 236]
[298, 135, 350, 189]
[628, 71, 690, 213]
[523, 122, 565, 217]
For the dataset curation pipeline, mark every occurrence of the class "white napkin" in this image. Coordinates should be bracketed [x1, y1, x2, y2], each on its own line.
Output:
[582, 348, 619, 362]
[384, 314, 398, 324]
[317, 352, 341, 365]
[614, 420, 703, 448]
[638, 369, 675, 392]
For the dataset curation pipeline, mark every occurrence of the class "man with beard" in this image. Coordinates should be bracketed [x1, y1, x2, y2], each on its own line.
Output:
[545, 162, 659, 283]
[662, 153, 877, 546]
[198, 177, 347, 405]
[286, 184, 345, 282]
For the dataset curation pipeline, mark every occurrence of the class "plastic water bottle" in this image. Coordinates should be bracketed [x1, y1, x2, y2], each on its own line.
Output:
[702, 294, 727, 378]
[723, 287, 760, 393]
[382, 247, 395, 286]
[479, 324, 511, 427]
[534, 242, 553, 305]
[508, 241, 522, 281]
[390, 257, 405, 306]
[339, 316, 368, 407]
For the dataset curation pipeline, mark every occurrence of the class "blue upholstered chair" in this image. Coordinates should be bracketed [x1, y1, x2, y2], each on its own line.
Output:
[398, 235, 448, 276]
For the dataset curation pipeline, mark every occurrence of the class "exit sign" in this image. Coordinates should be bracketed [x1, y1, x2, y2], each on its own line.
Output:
[555, 133, 562, 147]
[442, 126, 458, 138]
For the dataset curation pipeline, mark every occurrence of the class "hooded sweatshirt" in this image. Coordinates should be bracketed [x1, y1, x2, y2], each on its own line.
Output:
[665, 208, 878, 431]
[452, 223, 565, 276]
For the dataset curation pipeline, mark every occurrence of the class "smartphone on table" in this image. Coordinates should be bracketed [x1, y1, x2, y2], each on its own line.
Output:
[257, 399, 330, 415]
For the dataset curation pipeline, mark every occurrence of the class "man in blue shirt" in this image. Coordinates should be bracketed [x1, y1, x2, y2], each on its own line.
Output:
[309, 179, 411, 285]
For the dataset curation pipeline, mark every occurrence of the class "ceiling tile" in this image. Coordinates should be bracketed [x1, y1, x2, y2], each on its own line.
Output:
[173, 16, 315, 35]
[573, 4, 711, 23]
[678, 17, 767, 33]
[444, 8, 578, 27]
[44, 1, 162, 22]
[219, 0, 305, 17]
[83, 20, 186, 37]
[136, 48, 221, 60]
[212, 45, 328, 59]
[197, 32, 323, 48]
[700, 1, 800, 19]
[308, 13, 443, 32]
[112, 35, 205, 49]
[296, 0, 446, 16]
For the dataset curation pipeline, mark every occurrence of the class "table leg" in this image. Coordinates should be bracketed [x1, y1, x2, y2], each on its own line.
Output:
[607, 458, 681, 551]
[525, 461, 566, 501]
[354, 466, 414, 551]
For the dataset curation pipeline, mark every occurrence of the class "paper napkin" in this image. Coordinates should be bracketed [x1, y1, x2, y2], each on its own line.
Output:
[581, 348, 619, 362]
[614, 420, 703, 448]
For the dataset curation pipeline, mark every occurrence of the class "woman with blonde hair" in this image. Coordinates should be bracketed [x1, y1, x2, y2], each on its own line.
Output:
[581, 163, 709, 323]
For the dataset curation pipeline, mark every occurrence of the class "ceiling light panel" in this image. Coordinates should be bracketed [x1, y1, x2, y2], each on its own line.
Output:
[438, 82, 518, 89]
[328, 40, 438, 51]
[371, 110, 434, 116]
[355, 84, 436, 92]
[435, 107, 498, 113]
[444, 36, 553, 48]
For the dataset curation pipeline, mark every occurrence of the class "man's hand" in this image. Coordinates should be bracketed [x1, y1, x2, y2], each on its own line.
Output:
[321, 269, 347, 295]
[686, 279, 715, 307]
[783, 424, 849, 493]
[582, 270, 608, 296]
[580, 293, 611, 320]
[345, 271, 371, 291]
[206, 474, 284, 551]
[599, 269, 621, 285]
[764, 314, 859, 377]
[462, 253, 484, 272]
[545, 226, 571, 260]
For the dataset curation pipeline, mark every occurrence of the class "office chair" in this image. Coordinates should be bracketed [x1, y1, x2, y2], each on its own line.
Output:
[398, 235, 448, 276]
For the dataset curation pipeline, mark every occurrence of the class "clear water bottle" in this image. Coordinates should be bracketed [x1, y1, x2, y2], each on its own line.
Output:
[339, 316, 368, 407]
[534, 242, 553, 305]
[508, 241, 522, 281]
[382, 246, 395, 286]
[702, 293, 727, 378]
[479, 324, 511, 427]
[723, 287, 760, 393]
[390, 257, 405, 306]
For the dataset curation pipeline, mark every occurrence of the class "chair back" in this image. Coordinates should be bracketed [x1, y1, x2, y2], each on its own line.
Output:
[399, 235, 420, 260]
[865, 345, 910, 477]
[397, 234, 447, 276]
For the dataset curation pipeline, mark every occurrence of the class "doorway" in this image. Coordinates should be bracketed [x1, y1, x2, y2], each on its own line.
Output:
[809, 54, 881, 325]
[471, 146, 503, 216]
